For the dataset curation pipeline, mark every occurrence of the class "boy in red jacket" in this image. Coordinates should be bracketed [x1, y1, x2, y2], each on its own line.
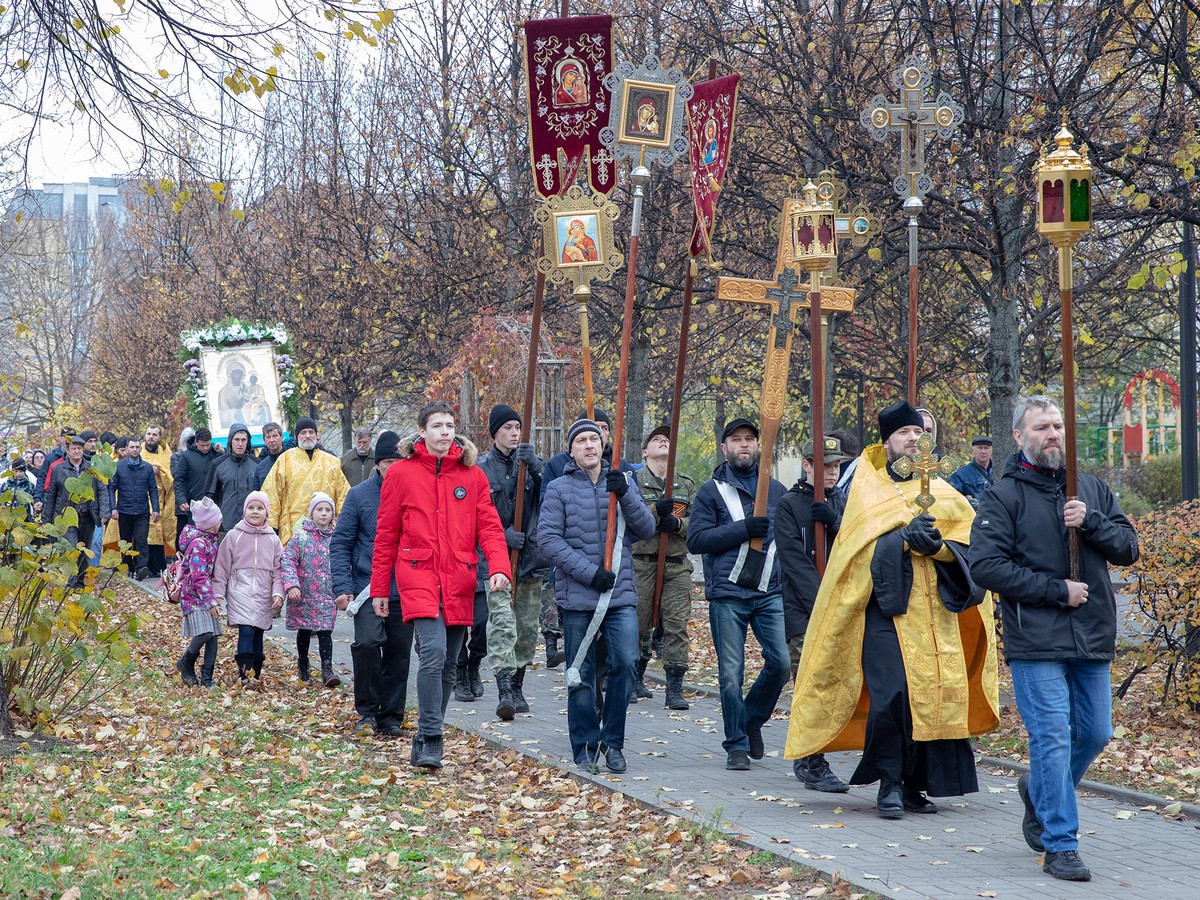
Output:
[370, 401, 512, 769]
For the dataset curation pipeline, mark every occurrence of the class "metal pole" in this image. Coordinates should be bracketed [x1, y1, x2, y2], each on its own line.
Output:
[904, 195, 923, 405]
[1059, 245, 1081, 580]
[1182, 220, 1198, 501]
[603, 165, 651, 570]
[575, 284, 596, 419]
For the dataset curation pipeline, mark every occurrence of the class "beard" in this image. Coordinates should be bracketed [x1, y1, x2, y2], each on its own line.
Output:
[144, 440, 158, 452]
[1025, 441, 1065, 470]
[724, 448, 759, 472]
[298, 437, 318, 451]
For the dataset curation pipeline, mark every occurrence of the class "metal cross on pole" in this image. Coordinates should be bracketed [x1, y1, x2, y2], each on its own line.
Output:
[861, 57, 963, 405]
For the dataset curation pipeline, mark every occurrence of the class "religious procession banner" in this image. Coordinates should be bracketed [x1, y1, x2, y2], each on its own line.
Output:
[524, 15, 616, 199]
[686, 73, 740, 262]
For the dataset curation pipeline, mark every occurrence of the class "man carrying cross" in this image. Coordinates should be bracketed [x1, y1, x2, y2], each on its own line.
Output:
[784, 400, 999, 819]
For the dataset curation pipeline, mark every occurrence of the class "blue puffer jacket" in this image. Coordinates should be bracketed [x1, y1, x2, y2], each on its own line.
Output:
[537, 459, 655, 612]
[329, 469, 398, 600]
[949, 460, 993, 506]
[688, 462, 786, 601]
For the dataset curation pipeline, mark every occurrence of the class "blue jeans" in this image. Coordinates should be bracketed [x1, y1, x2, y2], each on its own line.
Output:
[236, 625, 264, 661]
[1009, 659, 1113, 852]
[560, 605, 638, 761]
[708, 593, 790, 752]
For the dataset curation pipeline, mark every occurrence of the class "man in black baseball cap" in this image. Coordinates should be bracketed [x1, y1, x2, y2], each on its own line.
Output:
[950, 436, 994, 508]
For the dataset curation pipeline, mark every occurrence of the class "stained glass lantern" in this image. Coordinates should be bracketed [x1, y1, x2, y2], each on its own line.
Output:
[1035, 118, 1092, 248]
[790, 180, 838, 272]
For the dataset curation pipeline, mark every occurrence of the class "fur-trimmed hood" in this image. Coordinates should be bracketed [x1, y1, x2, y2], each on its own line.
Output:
[398, 435, 478, 467]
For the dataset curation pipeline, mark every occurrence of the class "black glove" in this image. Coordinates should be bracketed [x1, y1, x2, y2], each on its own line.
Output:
[900, 513, 942, 556]
[656, 515, 681, 534]
[504, 527, 526, 550]
[744, 515, 770, 539]
[605, 470, 628, 497]
[655, 498, 675, 518]
[810, 501, 838, 527]
[515, 442, 543, 476]
[590, 568, 616, 592]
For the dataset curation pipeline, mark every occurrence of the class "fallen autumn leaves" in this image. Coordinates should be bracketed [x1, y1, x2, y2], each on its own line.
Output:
[0, 582, 846, 898]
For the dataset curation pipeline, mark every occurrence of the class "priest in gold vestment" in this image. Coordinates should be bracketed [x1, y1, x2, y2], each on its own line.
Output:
[785, 401, 999, 819]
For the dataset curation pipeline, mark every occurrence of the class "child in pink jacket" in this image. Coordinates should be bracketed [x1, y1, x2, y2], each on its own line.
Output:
[214, 490, 284, 685]
[176, 497, 224, 688]
[282, 492, 339, 687]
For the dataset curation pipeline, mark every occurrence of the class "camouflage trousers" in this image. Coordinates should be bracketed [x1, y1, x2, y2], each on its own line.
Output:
[540, 572, 561, 638]
[485, 578, 542, 672]
[633, 555, 693, 669]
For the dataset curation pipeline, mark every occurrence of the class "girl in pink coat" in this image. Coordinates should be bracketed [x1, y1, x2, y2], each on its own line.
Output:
[281, 492, 340, 687]
[176, 497, 224, 688]
[213, 490, 284, 685]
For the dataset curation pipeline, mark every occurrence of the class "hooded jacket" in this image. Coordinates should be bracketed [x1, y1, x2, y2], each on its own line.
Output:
[369, 436, 511, 625]
[969, 452, 1139, 661]
[476, 444, 546, 584]
[536, 458, 656, 612]
[330, 468, 397, 600]
[775, 479, 845, 641]
[262, 444, 350, 545]
[281, 517, 337, 631]
[687, 461, 786, 601]
[213, 518, 285, 630]
[204, 425, 258, 530]
[173, 436, 218, 511]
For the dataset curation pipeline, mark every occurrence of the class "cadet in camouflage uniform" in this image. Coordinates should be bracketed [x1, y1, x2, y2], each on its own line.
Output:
[632, 426, 696, 710]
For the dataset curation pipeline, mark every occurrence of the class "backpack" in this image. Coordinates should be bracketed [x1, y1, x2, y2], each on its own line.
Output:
[163, 556, 186, 604]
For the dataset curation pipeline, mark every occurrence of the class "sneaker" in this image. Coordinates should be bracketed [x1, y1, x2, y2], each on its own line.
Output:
[379, 722, 403, 737]
[414, 733, 443, 769]
[725, 750, 751, 771]
[876, 780, 904, 819]
[1017, 774, 1045, 852]
[135, 566, 150, 581]
[796, 754, 850, 793]
[746, 723, 765, 760]
[901, 784, 938, 814]
[1043, 850, 1091, 882]
[354, 716, 378, 735]
[603, 746, 627, 773]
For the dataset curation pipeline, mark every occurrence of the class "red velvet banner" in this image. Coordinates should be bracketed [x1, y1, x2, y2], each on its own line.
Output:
[524, 15, 616, 199]
[686, 73, 740, 261]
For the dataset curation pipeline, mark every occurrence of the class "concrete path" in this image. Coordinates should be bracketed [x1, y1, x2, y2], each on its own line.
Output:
[299, 612, 1198, 900]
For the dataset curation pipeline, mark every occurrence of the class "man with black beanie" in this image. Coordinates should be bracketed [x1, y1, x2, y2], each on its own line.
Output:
[462, 404, 548, 719]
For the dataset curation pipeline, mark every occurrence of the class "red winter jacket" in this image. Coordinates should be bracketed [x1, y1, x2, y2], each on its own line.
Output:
[370, 436, 511, 625]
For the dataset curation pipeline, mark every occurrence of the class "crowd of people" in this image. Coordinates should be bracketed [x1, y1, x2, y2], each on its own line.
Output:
[0, 391, 1137, 882]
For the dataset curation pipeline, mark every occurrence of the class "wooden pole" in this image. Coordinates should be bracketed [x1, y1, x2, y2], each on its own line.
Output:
[1059, 245, 1081, 580]
[904, 195, 923, 405]
[809, 269, 826, 575]
[604, 165, 651, 570]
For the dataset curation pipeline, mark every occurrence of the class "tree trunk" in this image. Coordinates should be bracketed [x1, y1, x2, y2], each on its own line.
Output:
[339, 400, 354, 454]
[623, 328, 651, 463]
[0, 677, 14, 740]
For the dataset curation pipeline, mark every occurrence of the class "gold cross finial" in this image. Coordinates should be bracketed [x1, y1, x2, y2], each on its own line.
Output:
[890, 433, 956, 514]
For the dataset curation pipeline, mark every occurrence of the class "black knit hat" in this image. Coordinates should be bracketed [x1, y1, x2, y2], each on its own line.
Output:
[878, 401, 924, 443]
[567, 418, 603, 450]
[375, 430, 402, 462]
[488, 404, 521, 437]
[576, 408, 611, 426]
[99, 431, 117, 446]
[295, 416, 318, 435]
[79, 429, 98, 443]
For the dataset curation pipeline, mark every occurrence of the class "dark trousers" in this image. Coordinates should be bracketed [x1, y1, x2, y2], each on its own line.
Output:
[457, 590, 489, 666]
[65, 514, 98, 586]
[117, 513, 150, 573]
[148, 544, 166, 576]
[236, 625, 265, 662]
[351, 598, 414, 728]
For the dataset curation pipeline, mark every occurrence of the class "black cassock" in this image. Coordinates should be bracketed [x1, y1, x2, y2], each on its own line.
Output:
[850, 530, 984, 796]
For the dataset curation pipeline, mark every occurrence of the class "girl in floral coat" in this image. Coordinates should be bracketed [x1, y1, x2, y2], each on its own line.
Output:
[282, 492, 340, 687]
[176, 497, 224, 688]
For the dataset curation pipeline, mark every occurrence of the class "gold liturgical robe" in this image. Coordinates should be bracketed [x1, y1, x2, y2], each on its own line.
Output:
[140, 442, 178, 557]
[784, 444, 999, 760]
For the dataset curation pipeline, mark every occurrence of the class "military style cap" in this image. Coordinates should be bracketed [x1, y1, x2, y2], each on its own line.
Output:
[802, 434, 854, 464]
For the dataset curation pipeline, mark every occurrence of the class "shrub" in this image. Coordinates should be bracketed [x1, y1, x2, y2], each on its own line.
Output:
[1, 455, 140, 738]
[1142, 453, 1182, 505]
[1120, 500, 1200, 707]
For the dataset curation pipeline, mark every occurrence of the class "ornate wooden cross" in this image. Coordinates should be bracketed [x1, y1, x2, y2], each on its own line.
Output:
[890, 432, 956, 515]
[714, 265, 855, 548]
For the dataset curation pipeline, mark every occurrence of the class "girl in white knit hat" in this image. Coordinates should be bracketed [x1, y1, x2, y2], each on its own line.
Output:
[281, 492, 340, 686]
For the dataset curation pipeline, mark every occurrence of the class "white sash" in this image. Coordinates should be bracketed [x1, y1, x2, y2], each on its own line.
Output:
[715, 480, 776, 593]
[566, 477, 629, 687]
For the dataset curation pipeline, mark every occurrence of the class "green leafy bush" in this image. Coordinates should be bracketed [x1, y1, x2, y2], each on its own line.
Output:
[1142, 453, 1182, 505]
[1120, 500, 1200, 707]
[1, 455, 140, 737]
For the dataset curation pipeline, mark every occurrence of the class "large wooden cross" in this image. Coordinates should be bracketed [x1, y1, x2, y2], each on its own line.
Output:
[714, 266, 855, 549]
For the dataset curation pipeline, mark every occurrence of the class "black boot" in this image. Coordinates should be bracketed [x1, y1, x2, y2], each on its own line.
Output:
[297, 654, 311, 684]
[544, 632, 565, 669]
[176, 649, 199, 686]
[511, 666, 530, 714]
[453, 664, 474, 702]
[494, 669, 517, 721]
[467, 659, 484, 698]
[415, 733, 444, 769]
[321, 659, 341, 688]
[664, 666, 690, 710]
[632, 657, 653, 701]
[199, 662, 216, 689]
[236, 654, 252, 685]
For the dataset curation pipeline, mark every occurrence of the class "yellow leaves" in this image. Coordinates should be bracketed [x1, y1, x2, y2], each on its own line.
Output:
[273, 43, 286, 58]
[74, 100, 87, 111]
[314, 51, 326, 61]
[373, 9, 395, 31]
[209, 181, 226, 203]
[16, 58, 31, 73]
[232, 209, 246, 222]
[158, 69, 169, 79]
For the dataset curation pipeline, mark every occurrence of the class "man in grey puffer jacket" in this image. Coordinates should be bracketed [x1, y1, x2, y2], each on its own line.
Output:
[538, 418, 655, 775]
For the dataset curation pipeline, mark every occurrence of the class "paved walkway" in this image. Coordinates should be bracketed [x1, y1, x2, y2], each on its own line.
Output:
[290, 611, 1198, 900]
